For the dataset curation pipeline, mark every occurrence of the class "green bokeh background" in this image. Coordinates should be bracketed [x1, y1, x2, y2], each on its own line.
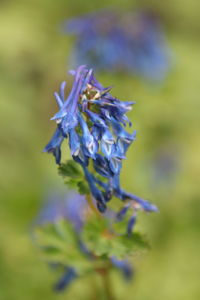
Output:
[1, 0, 200, 299]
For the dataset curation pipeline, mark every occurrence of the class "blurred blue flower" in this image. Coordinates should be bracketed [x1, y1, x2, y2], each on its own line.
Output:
[54, 267, 77, 292]
[110, 256, 134, 280]
[151, 147, 180, 189]
[63, 10, 171, 80]
[36, 190, 87, 231]
[44, 65, 158, 215]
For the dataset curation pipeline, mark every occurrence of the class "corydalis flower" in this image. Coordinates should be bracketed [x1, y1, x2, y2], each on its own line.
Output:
[64, 10, 124, 71]
[63, 10, 171, 80]
[36, 190, 88, 231]
[44, 65, 158, 214]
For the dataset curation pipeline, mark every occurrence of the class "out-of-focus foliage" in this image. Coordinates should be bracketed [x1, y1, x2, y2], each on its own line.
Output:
[34, 217, 146, 274]
[82, 217, 149, 258]
[1, 0, 200, 299]
[34, 190, 136, 292]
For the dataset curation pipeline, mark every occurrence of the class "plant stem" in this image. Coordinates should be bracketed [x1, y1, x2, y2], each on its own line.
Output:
[97, 267, 115, 300]
[103, 269, 115, 300]
[86, 194, 102, 218]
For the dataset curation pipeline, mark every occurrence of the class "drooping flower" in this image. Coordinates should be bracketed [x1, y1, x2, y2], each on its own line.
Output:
[44, 65, 158, 216]
[43, 128, 64, 164]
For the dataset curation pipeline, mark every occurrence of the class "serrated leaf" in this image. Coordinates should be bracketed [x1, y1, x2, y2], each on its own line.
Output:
[81, 217, 149, 259]
[64, 178, 79, 189]
[58, 160, 82, 179]
[58, 160, 90, 196]
[77, 181, 90, 195]
[34, 220, 92, 273]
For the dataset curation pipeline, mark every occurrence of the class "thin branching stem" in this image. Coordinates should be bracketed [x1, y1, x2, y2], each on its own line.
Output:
[86, 194, 102, 218]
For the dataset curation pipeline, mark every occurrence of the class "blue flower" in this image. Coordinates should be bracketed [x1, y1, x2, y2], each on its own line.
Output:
[116, 203, 131, 221]
[101, 128, 115, 158]
[82, 166, 107, 213]
[68, 128, 81, 156]
[44, 65, 157, 214]
[127, 214, 137, 236]
[93, 154, 112, 178]
[78, 112, 97, 158]
[121, 191, 158, 212]
[54, 267, 77, 292]
[36, 191, 88, 231]
[110, 257, 133, 280]
[63, 10, 171, 80]
[43, 128, 64, 164]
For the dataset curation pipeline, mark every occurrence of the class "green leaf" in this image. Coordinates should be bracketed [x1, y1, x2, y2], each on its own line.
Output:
[81, 217, 149, 259]
[77, 181, 90, 195]
[34, 220, 92, 273]
[58, 160, 90, 196]
[64, 178, 79, 189]
[58, 160, 82, 179]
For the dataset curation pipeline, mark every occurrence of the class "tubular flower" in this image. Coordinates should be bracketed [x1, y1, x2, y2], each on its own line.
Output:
[44, 65, 158, 214]
[63, 10, 171, 80]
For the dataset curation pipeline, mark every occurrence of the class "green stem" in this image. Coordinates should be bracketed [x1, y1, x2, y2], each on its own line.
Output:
[97, 267, 115, 300]
[103, 269, 115, 300]
[86, 194, 102, 218]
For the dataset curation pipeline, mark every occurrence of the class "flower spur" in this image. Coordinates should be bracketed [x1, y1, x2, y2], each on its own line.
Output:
[44, 65, 158, 216]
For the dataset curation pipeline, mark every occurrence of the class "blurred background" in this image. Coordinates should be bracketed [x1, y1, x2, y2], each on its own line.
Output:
[0, 0, 200, 299]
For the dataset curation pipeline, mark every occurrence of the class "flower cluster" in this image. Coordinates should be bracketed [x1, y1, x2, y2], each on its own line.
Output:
[63, 10, 170, 80]
[36, 191, 133, 291]
[44, 65, 157, 232]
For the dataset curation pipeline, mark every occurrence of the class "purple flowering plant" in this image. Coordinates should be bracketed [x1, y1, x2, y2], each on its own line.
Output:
[64, 11, 171, 80]
[34, 65, 158, 296]
[44, 65, 157, 215]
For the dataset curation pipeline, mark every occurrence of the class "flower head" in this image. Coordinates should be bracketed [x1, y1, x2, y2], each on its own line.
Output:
[44, 65, 158, 214]
[63, 10, 171, 80]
